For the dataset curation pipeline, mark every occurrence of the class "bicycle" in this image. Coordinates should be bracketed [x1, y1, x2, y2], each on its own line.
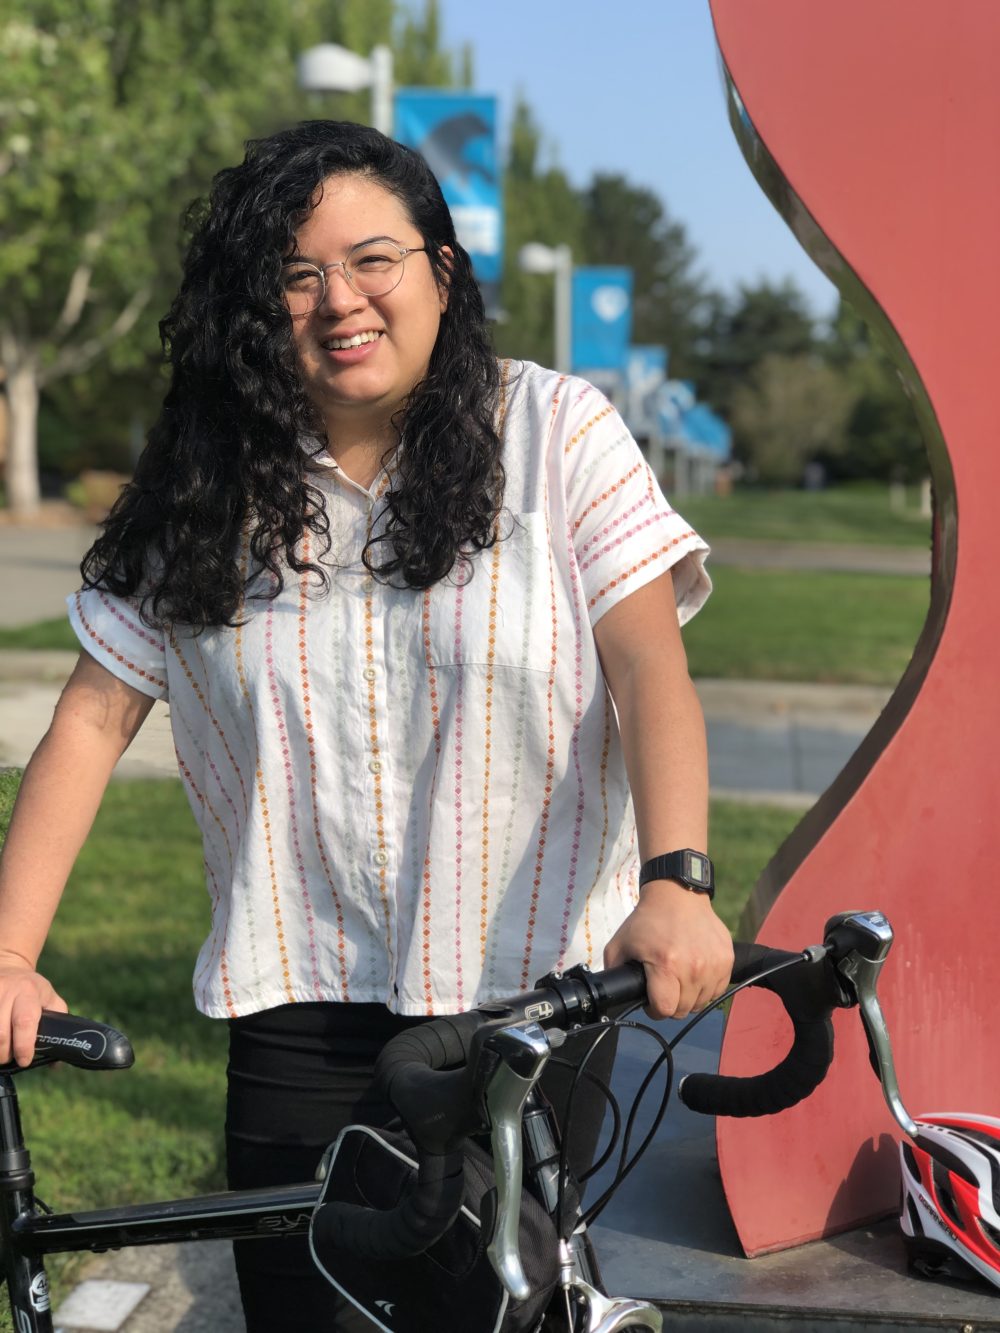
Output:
[0, 909, 903, 1332]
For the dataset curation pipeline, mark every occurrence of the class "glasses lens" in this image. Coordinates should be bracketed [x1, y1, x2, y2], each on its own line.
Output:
[347, 241, 406, 296]
[281, 263, 324, 314]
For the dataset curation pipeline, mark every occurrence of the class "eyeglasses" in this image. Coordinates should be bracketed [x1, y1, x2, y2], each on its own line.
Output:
[280, 240, 428, 314]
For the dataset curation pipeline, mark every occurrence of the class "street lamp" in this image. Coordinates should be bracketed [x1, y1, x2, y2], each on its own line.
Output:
[518, 242, 572, 374]
[297, 43, 394, 137]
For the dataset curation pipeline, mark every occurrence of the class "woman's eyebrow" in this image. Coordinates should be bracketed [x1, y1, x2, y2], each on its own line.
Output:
[286, 234, 406, 262]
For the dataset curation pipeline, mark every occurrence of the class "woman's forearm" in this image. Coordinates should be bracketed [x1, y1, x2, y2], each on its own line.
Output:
[593, 571, 731, 1017]
[613, 661, 709, 863]
[0, 654, 155, 965]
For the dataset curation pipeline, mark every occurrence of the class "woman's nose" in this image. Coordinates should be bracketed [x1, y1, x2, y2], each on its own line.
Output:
[319, 265, 366, 314]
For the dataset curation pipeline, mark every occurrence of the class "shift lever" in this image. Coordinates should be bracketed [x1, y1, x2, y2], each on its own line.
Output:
[824, 910, 919, 1138]
[481, 1023, 554, 1300]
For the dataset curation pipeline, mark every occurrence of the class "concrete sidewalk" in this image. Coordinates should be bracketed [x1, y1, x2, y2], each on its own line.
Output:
[0, 518, 97, 628]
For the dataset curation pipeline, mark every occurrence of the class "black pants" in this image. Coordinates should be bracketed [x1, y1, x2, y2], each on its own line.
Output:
[226, 1001, 615, 1332]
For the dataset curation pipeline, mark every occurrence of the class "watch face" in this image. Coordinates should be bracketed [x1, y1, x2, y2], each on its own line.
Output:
[685, 852, 710, 886]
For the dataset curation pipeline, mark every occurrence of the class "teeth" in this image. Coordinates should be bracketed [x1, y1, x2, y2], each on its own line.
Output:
[327, 331, 381, 350]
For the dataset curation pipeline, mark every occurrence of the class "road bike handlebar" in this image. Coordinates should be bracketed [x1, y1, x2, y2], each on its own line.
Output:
[677, 939, 841, 1117]
[314, 916, 874, 1267]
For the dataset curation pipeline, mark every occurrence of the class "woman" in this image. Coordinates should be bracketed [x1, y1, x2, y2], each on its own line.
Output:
[0, 121, 732, 1328]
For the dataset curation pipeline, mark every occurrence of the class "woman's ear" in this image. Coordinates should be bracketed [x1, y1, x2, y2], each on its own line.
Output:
[437, 246, 453, 313]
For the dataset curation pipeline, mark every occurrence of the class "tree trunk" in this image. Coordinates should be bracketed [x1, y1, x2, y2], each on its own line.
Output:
[5, 356, 41, 516]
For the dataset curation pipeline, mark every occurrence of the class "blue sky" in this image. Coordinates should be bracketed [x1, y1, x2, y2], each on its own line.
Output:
[435, 0, 839, 320]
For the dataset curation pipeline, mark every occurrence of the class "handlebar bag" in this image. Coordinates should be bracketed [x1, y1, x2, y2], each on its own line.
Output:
[309, 1122, 560, 1333]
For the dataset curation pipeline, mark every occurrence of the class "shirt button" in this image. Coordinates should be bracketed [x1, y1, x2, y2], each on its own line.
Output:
[363, 667, 377, 681]
[368, 759, 382, 774]
[374, 849, 389, 866]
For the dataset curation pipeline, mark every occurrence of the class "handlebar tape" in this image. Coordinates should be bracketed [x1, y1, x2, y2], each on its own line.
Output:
[678, 943, 837, 1118]
[313, 1012, 483, 1258]
[312, 1141, 467, 1260]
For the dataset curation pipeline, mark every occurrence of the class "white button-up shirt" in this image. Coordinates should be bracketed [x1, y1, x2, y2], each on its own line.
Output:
[69, 362, 710, 1018]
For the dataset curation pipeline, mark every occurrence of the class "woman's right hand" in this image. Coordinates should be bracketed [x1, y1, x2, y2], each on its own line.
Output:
[0, 952, 67, 1067]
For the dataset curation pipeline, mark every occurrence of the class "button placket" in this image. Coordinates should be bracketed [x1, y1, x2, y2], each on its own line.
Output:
[361, 555, 397, 987]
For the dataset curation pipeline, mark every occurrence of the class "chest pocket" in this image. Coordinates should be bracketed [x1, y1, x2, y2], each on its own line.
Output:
[423, 511, 554, 673]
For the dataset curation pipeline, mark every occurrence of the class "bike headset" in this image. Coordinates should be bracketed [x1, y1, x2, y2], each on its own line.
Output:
[899, 1113, 1000, 1288]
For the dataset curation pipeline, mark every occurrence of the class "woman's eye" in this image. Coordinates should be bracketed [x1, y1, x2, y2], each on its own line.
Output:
[354, 253, 395, 269]
[282, 267, 318, 286]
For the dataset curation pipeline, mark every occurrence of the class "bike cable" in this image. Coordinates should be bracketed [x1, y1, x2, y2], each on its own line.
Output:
[551, 951, 821, 1234]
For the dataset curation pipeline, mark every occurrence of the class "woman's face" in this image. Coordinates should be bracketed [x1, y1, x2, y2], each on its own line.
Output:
[287, 173, 449, 443]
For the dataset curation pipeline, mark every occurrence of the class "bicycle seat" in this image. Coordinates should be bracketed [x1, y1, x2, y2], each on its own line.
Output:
[0, 1010, 134, 1077]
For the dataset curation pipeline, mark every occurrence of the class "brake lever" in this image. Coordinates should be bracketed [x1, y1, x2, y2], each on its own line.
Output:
[824, 910, 918, 1138]
[480, 1022, 554, 1300]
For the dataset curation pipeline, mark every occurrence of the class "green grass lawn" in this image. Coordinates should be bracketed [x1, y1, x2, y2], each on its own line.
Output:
[0, 618, 79, 651]
[679, 484, 930, 548]
[0, 772, 227, 1314]
[0, 773, 800, 1318]
[683, 566, 929, 686]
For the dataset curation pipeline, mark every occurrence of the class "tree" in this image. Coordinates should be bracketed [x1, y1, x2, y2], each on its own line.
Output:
[697, 279, 817, 424]
[0, 0, 321, 515]
[493, 99, 586, 366]
[2, 0, 472, 515]
[821, 299, 927, 482]
[730, 353, 856, 485]
[395, 0, 472, 87]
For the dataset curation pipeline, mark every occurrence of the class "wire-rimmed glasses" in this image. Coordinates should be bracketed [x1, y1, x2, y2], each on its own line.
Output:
[280, 240, 428, 314]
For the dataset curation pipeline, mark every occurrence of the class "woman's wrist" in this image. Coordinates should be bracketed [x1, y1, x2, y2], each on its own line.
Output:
[0, 947, 39, 972]
[636, 877, 715, 909]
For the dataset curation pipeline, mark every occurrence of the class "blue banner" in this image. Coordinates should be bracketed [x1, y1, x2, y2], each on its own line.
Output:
[625, 346, 668, 437]
[571, 267, 633, 374]
[394, 91, 502, 308]
[657, 381, 731, 460]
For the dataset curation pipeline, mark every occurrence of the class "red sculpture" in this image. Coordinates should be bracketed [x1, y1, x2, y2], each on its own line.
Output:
[710, 0, 1000, 1255]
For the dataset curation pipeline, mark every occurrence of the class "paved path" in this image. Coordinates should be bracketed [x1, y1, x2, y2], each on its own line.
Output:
[709, 537, 930, 576]
[0, 519, 97, 627]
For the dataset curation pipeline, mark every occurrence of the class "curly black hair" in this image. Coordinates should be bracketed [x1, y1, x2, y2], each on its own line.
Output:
[82, 120, 504, 630]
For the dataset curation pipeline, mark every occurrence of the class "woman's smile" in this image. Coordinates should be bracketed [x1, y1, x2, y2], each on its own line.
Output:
[321, 330, 383, 351]
[320, 329, 385, 362]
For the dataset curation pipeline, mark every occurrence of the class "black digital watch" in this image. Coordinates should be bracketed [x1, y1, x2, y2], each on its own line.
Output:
[638, 849, 715, 899]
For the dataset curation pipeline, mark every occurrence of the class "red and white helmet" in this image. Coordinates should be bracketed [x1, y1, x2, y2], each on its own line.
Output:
[900, 1113, 1000, 1287]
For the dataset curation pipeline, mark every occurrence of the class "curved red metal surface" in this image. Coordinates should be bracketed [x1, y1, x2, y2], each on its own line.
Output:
[710, 0, 1000, 1256]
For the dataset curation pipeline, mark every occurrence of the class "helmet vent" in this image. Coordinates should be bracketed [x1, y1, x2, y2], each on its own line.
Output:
[906, 1195, 923, 1235]
[932, 1159, 963, 1229]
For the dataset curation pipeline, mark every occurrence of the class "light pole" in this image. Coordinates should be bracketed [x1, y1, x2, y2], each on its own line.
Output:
[518, 242, 572, 374]
[297, 43, 394, 136]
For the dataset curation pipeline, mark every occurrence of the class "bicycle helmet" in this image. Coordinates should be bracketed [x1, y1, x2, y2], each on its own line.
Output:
[899, 1113, 1000, 1288]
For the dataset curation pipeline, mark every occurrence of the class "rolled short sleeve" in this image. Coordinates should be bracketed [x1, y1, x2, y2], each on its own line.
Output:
[560, 381, 711, 627]
[67, 588, 169, 700]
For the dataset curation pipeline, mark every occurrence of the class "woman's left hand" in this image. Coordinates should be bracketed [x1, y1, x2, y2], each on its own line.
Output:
[603, 879, 734, 1019]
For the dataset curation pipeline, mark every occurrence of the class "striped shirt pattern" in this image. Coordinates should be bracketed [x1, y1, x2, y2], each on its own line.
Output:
[68, 362, 710, 1018]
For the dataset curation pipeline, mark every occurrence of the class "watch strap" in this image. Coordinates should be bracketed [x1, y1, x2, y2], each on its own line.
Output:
[638, 849, 715, 898]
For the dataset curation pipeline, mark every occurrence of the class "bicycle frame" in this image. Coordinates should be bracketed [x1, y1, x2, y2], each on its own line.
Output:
[0, 1070, 328, 1331]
